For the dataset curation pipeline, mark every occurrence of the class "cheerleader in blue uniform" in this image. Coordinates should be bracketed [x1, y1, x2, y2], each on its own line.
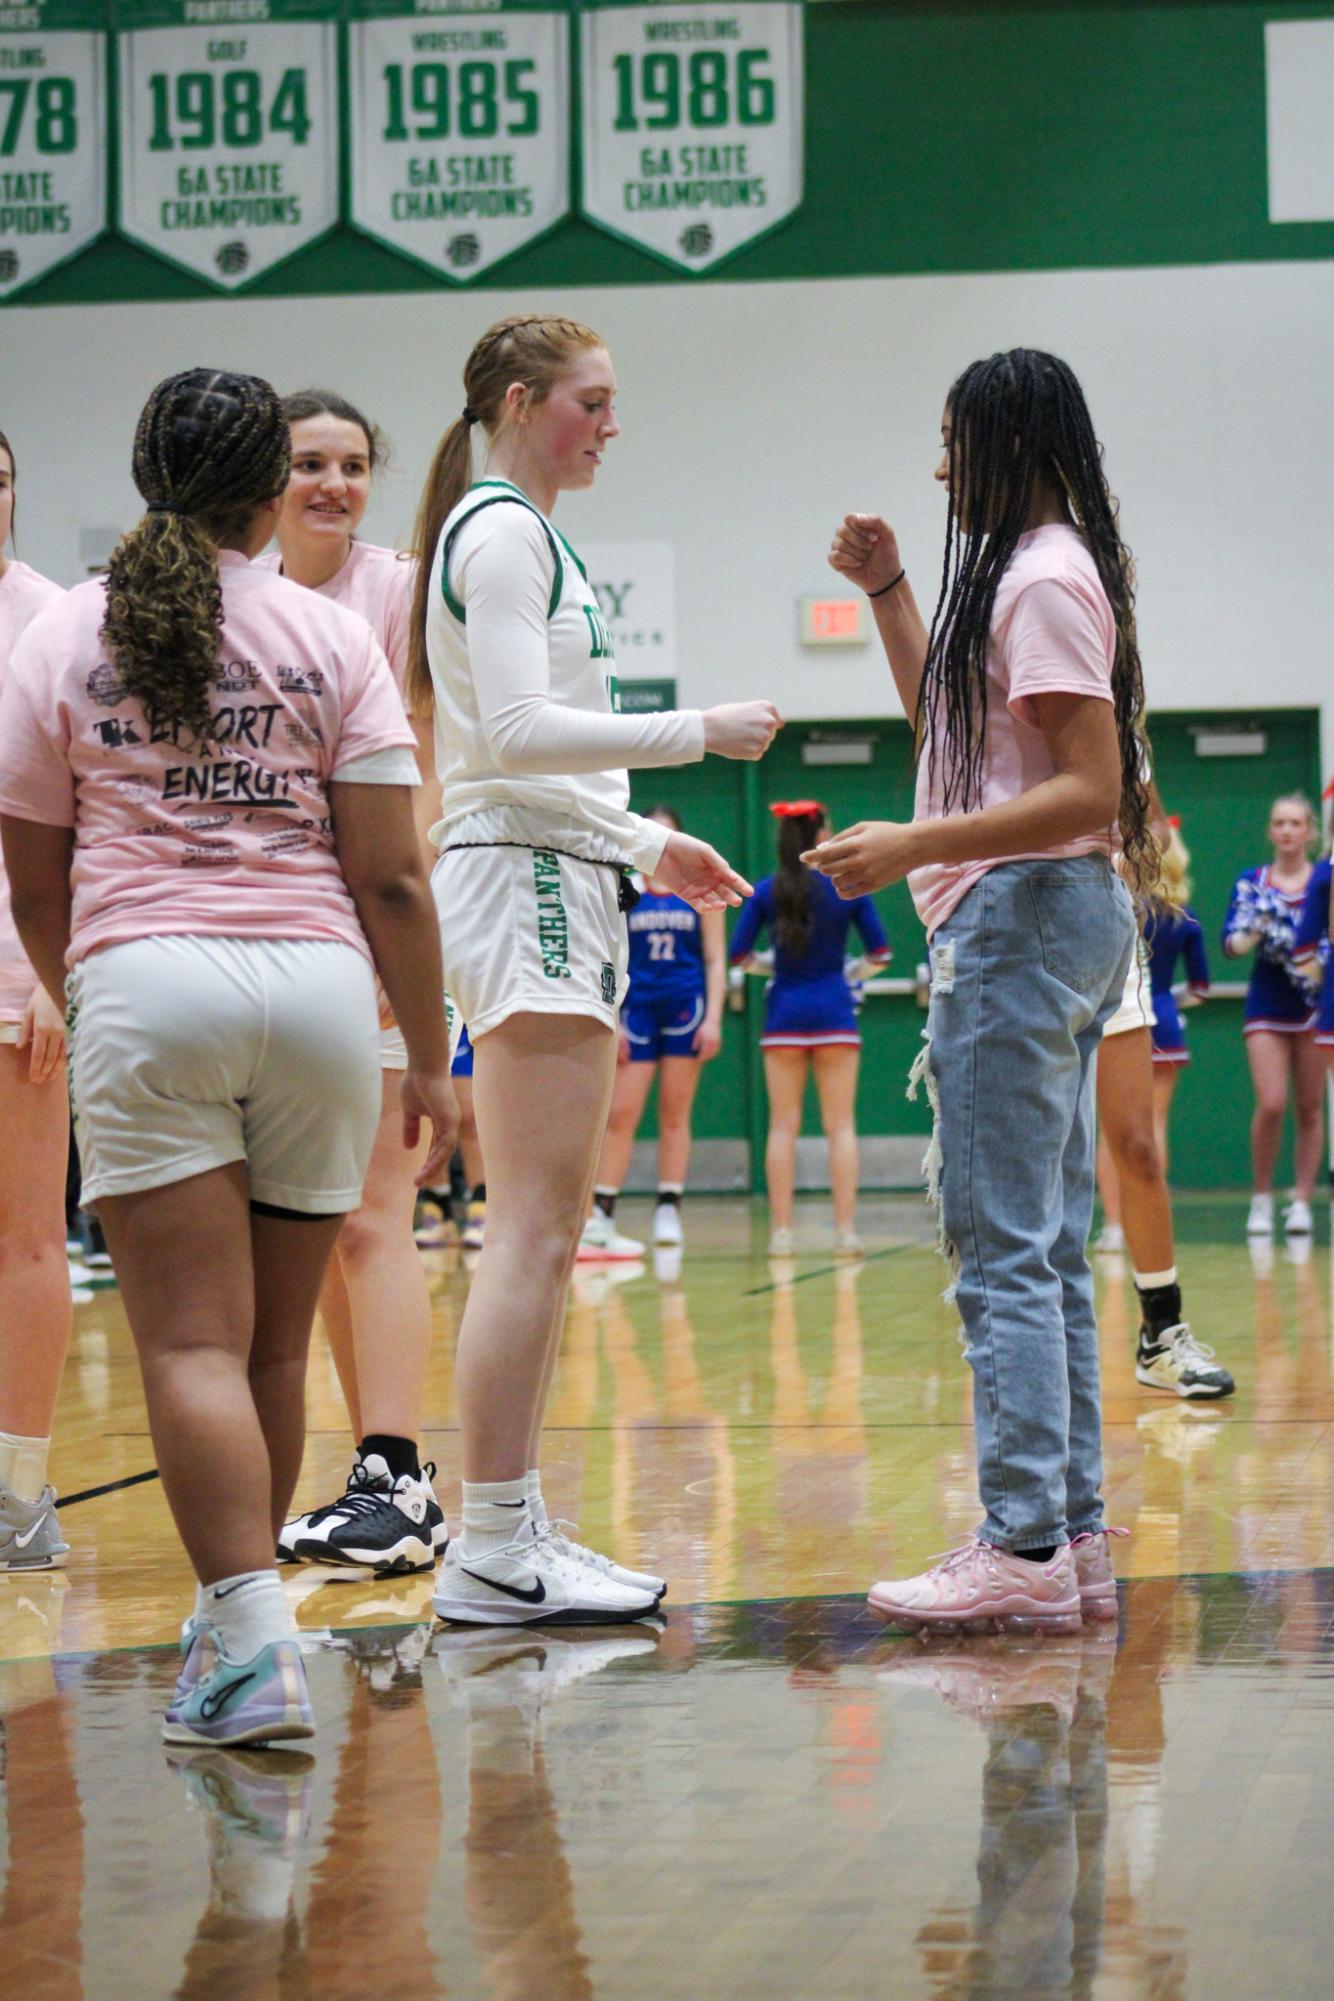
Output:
[1145, 828, 1210, 1179]
[1292, 795, 1334, 1077]
[584, 806, 727, 1255]
[730, 802, 890, 1257]
[1223, 795, 1323, 1238]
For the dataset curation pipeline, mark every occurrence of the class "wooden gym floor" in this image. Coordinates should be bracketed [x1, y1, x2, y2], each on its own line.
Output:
[3, 1193, 1333, 1999]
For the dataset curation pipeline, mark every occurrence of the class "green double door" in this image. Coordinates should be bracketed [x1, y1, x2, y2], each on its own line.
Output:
[631, 706, 1322, 1193]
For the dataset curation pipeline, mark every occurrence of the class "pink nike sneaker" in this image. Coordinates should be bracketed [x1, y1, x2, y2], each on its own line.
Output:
[1069, 1526, 1128, 1624]
[867, 1540, 1082, 1637]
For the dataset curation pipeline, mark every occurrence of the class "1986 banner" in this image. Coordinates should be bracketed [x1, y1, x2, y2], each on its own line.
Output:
[0, 0, 106, 300]
[348, 0, 569, 282]
[579, 0, 802, 274]
[115, 0, 337, 290]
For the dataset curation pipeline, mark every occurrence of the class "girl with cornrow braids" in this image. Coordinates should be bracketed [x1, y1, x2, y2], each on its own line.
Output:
[0, 369, 457, 1746]
[0, 425, 71, 1576]
[817, 348, 1141, 1638]
[256, 388, 452, 1574]
[412, 313, 780, 1627]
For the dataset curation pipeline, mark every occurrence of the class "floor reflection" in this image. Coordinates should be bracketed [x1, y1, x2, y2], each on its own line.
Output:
[4, 1574, 1334, 2001]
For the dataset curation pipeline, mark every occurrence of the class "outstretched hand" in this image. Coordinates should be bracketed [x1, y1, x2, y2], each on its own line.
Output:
[803, 821, 919, 898]
[403, 1067, 460, 1187]
[655, 831, 753, 911]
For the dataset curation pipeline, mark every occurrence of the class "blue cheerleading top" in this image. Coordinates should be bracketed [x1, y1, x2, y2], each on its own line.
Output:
[1222, 864, 1315, 1028]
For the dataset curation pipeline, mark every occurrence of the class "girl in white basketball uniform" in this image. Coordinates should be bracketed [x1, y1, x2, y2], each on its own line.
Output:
[0, 371, 456, 1745]
[408, 314, 780, 1625]
[258, 389, 448, 1573]
[0, 425, 71, 1573]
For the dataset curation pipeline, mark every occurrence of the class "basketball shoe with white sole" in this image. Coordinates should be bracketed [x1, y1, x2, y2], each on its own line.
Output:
[280, 1456, 446, 1572]
[541, 1518, 666, 1600]
[653, 1202, 683, 1247]
[163, 1637, 315, 1748]
[432, 1525, 659, 1627]
[0, 1481, 69, 1571]
[577, 1212, 645, 1261]
[1134, 1324, 1234, 1399]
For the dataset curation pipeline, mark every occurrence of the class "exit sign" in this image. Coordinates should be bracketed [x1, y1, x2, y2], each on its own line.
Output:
[798, 597, 868, 646]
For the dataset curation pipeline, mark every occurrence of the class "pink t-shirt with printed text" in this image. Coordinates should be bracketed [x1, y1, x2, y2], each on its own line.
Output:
[256, 541, 416, 692]
[0, 561, 66, 1022]
[0, 551, 416, 971]
[908, 523, 1117, 938]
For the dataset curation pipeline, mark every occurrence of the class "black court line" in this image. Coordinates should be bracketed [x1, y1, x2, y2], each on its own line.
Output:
[742, 1243, 919, 1297]
[55, 1468, 161, 1509]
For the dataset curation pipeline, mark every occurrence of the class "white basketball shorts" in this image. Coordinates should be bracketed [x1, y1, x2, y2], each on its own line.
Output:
[1102, 934, 1155, 1040]
[432, 841, 628, 1041]
[67, 934, 382, 1212]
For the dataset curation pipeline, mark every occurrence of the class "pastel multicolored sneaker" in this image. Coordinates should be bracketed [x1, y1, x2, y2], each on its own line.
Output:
[1069, 1526, 1128, 1624]
[162, 1638, 315, 1748]
[0, 1481, 69, 1571]
[867, 1540, 1082, 1637]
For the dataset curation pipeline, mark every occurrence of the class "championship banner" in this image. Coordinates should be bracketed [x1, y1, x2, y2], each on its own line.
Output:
[0, 0, 107, 301]
[348, 0, 569, 283]
[579, 0, 802, 274]
[115, 0, 337, 291]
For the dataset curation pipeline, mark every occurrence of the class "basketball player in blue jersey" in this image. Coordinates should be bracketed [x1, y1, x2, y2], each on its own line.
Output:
[583, 807, 727, 1255]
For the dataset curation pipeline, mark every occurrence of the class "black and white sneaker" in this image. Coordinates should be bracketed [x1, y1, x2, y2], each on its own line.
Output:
[280, 1456, 447, 1573]
[1135, 1324, 1235, 1400]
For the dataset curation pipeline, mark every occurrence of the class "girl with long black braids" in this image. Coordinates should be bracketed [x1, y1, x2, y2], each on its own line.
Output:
[0, 370, 456, 1745]
[815, 348, 1144, 1637]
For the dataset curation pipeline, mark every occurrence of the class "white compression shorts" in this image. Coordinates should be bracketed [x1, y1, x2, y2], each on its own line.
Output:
[67, 934, 382, 1212]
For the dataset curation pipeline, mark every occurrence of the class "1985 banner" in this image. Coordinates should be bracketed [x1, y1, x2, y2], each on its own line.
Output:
[0, 0, 106, 299]
[348, 0, 569, 282]
[579, 0, 802, 274]
[115, 0, 337, 290]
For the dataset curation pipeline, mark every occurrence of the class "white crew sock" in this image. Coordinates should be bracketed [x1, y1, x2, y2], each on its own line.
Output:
[460, 1476, 531, 1558]
[1133, 1266, 1178, 1291]
[525, 1468, 549, 1530]
[0, 1430, 51, 1505]
[198, 1569, 291, 1664]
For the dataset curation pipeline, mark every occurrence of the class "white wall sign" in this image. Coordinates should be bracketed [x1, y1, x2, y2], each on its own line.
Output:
[0, 0, 107, 300]
[1266, 21, 1334, 224]
[582, 541, 677, 682]
[579, 0, 803, 274]
[348, 0, 569, 282]
[116, 0, 338, 291]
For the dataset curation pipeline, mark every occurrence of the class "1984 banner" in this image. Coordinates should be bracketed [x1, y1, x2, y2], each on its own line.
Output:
[0, 0, 106, 299]
[579, 0, 802, 274]
[115, 0, 337, 291]
[349, 0, 569, 282]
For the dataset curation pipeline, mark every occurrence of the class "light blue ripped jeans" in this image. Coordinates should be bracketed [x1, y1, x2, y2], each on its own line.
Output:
[922, 855, 1135, 1552]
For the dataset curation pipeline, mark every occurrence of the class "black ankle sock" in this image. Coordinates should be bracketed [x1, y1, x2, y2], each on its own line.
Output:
[1013, 1545, 1059, 1564]
[594, 1188, 618, 1219]
[358, 1434, 419, 1482]
[1136, 1281, 1183, 1346]
[656, 1189, 682, 1208]
[469, 1182, 486, 1205]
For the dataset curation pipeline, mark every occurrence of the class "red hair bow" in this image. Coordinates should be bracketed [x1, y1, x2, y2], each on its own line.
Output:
[770, 799, 825, 820]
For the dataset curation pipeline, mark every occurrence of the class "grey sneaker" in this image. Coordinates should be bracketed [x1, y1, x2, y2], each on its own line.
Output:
[0, 1482, 69, 1571]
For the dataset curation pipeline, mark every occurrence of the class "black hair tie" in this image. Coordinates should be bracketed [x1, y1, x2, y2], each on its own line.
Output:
[146, 499, 181, 515]
[462, 405, 479, 427]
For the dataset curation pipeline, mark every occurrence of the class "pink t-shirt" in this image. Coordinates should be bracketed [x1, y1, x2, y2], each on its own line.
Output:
[0, 561, 66, 1022]
[256, 541, 417, 694]
[0, 551, 416, 971]
[909, 524, 1117, 937]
